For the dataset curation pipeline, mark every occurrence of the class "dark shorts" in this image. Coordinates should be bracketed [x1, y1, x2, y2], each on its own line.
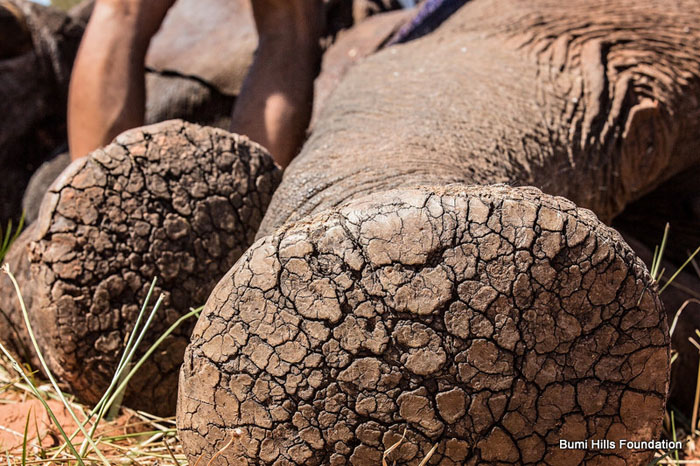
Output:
[389, 0, 470, 45]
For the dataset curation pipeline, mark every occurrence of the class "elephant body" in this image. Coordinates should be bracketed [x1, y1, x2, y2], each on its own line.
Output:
[177, 0, 699, 464]
[0, 0, 243, 226]
[1, 0, 698, 464]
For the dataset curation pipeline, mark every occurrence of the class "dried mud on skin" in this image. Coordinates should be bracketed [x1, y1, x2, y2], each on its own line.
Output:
[178, 185, 669, 466]
[0, 224, 42, 369]
[3, 120, 281, 416]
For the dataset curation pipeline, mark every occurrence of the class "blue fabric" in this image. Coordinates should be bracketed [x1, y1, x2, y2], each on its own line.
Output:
[388, 0, 470, 45]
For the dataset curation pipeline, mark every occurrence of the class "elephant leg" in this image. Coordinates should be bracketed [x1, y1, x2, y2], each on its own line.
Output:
[178, 185, 668, 465]
[176, 0, 700, 463]
[258, 0, 700, 235]
[144, 72, 236, 130]
[0, 120, 281, 416]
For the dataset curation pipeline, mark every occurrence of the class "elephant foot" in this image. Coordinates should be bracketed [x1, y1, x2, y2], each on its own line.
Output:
[178, 184, 669, 466]
[0, 224, 40, 369]
[0, 120, 281, 416]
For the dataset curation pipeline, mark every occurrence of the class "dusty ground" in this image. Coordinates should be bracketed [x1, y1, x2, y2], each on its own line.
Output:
[0, 362, 185, 465]
[0, 397, 79, 452]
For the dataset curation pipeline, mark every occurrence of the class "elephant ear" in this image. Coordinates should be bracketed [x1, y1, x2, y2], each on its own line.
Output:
[0, 1, 33, 60]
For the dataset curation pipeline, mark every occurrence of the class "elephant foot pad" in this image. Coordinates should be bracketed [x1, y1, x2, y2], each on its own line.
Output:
[178, 184, 669, 465]
[1, 119, 281, 416]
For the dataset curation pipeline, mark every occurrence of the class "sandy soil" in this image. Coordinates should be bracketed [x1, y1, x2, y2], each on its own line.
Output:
[0, 398, 80, 452]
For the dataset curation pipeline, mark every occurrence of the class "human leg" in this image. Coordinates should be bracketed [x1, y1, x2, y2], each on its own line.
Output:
[231, 0, 323, 168]
[67, 0, 175, 160]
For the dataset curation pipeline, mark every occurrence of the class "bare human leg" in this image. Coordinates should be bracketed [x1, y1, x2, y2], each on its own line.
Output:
[68, 0, 323, 166]
[231, 0, 323, 167]
[67, 0, 175, 160]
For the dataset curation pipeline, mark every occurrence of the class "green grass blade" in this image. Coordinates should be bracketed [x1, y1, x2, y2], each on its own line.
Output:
[33, 406, 46, 459]
[671, 410, 680, 465]
[64, 279, 158, 456]
[113, 278, 158, 378]
[651, 244, 661, 282]
[53, 282, 172, 460]
[82, 279, 160, 452]
[0, 212, 25, 264]
[61, 297, 199, 461]
[12, 212, 25, 245]
[649, 451, 671, 465]
[102, 306, 202, 413]
[84, 289, 163, 449]
[660, 245, 700, 294]
[1, 219, 12, 255]
[105, 291, 164, 420]
[21, 406, 31, 466]
[653, 223, 671, 280]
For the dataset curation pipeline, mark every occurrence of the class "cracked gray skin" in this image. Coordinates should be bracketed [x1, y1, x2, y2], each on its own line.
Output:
[180, 186, 668, 465]
[0, 0, 694, 462]
[177, 0, 700, 464]
[0, 120, 282, 415]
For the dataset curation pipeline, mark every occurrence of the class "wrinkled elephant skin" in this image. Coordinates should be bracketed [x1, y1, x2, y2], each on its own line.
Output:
[178, 0, 700, 464]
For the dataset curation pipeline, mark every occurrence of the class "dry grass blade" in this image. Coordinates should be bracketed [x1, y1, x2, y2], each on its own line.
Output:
[418, 443, 440, 466]
[670, 300, 700, 337]
[205, 431, 240, 466]
[164, 438, 180, 466]
[656, 461, 700, 465]
[690, 252, 700, 280]
[693, 343, 700, 435]
[2, 264, 108, 466]
[382, 427, 408, 466]
[689, 337, 700, 353]
[651, 224, 670, 280]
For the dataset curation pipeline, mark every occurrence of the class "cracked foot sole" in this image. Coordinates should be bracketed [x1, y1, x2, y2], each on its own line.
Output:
[178, 184, 669, 466]
[0, 119, 281, 416]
